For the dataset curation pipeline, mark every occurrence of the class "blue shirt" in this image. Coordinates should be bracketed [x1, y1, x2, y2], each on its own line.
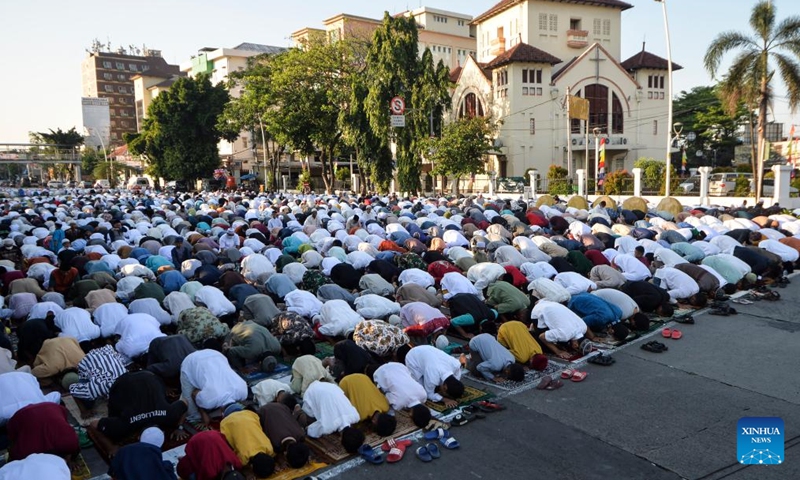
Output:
[468, 333, 515, 380]
[567, 293, 622, 330]
[109, 442, 176, 480]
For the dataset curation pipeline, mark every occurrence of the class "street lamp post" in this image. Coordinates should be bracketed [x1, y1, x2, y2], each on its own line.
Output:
[655, 0, 674, 196]
[84, 127, 109, 182]
[672, 122, 684, 191]
[593, 127, 601, 195]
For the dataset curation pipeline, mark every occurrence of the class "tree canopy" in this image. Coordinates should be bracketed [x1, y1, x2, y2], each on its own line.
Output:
[704, 0, 800, 199]
[29, 128, 84, 149]
[129, 74, 233, 181]
[673, 86, 745, 168]
[427, 116, 495, 182]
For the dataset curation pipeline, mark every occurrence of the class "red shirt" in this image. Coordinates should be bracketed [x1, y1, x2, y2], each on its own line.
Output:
[177, 430, 242, 480]
[584, 249, 611, 266]
[8, 403, 79, 460]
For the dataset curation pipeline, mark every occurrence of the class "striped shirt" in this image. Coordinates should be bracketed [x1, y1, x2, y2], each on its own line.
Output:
[68, 345, 127, 400]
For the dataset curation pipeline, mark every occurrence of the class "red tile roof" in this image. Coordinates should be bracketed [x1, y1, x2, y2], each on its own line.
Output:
[449, 66, 463, 83]
[485, 43, 562, 69]
[472, 0, 633, 25]
[621, 49, 683, 72]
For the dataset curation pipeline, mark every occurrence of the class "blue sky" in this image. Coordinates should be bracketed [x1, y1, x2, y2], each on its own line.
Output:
[1, 0, 798, 143]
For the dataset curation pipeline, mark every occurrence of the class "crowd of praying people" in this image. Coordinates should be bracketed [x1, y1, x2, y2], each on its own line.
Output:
[0, 187, 795, 479]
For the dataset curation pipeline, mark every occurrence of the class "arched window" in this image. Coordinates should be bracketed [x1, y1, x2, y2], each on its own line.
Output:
[585, 84, 608, 132]
[459, 92, 484, 119]
[612, 92, 624, 134]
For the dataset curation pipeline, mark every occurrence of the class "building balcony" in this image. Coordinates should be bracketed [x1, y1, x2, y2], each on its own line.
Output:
[490, 37, 506, 56]
[567, 30, 589, 49]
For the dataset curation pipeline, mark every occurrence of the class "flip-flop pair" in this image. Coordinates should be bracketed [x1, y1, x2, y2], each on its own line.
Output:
[416, 443, 442, 462]
[381, 438, 412, 463]
[560, 369, 588, 382]
[474, 400, 505, 412]
[661, 328, 682, 340]
[587, 353, 615, 366]
[536, 375, 564, 390]
[641, 341, 668, 353]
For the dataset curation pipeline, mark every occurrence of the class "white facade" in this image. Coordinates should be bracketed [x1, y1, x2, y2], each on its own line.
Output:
[81, 97, 110, 151]
[454, 0, 677, 181]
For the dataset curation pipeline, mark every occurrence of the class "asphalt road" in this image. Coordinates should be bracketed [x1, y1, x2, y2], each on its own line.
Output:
[319, 282, 800, 480]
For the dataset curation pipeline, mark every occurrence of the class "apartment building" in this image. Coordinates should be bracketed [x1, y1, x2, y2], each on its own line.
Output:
[81, 49, 179, 145]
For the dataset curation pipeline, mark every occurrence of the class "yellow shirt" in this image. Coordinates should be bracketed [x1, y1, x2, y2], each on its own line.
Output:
[339, 373, 390, 421]
[497, 321, 542, 363]
[220, 410, 274, 464]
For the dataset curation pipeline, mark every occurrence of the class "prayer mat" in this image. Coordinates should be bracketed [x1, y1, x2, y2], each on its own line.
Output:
[313, 341, 335, 360]
[63, 395, 109, 427]
[425, 385, 492, 413]
[86, 421, 195, 465]
[305, 411, 425, 464]
[238, 362, 291, 386]
[463, 361, 566, 391]
[70, 453, 91, 480]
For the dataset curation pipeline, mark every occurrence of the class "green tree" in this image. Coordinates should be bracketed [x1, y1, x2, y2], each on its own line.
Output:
[364, 13, 451, 194]
[427, 116, 495, 195]
[634, 158, 679, 195]
[129, 74, 232, 181]
[704, 0, 800, 200]
[673, 86, 745, 168]
[224, 53, 289, 191]
[546, 165, 571, 195]
[29, 127, 84, 149]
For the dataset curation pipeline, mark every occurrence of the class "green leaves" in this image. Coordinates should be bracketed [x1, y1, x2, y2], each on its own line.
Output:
[135, 74, 230, 181]
[427, 116, 495, 178]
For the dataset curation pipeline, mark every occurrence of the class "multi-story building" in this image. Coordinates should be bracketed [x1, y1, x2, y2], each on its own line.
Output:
[179, 42, 285, 173]
[292, 7, 477, 71]
[452, 0, 681, 183]
[131, 71, 183, 132]
[81, 49, 179, 145]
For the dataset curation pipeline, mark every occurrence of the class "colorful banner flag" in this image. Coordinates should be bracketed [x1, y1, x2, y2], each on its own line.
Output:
[682, 148, 688, 175]
[598, 137, 606, 183]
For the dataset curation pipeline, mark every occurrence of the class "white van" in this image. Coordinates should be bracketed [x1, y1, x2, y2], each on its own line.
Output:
[127, 177, 151, 191]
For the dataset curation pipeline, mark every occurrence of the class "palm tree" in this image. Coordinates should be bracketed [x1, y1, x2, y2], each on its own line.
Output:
[704, 0, 800, 200]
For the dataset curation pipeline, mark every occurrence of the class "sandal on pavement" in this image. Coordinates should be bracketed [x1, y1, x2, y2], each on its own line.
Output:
[675, 315, 695, 324]
[671, 329, 682, 340]
[426, 442, 441, 459]
[423, 428, 449, 440]
[450, 414, 469, 427]
[641, 341, 666, 353]
[382, 439, 412, 452]
[661, 328, 672, 338]
[440, 435, 460, 449]
[385, 439, 410, 463]
[416, 446, 433, 462]
[545, 379, 564, 390]
[560, 369, 575, 379]
[476, 400, 506, 412]
[358, 444, 384, 464]
[588, 354, 615, 366]
[571, 371, 588, 382]
[536, 375, 553, 390]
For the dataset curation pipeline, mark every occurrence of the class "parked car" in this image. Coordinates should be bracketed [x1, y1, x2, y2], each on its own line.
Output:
[94, 179, 111, 190]
[761, 178, 799, 196]
[679, 175, 701, 193]
[127, 176, 151, 192]
[79, 181, 93, 188]
[46, 180, 63, 189]
[497, 176, 526, 193]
